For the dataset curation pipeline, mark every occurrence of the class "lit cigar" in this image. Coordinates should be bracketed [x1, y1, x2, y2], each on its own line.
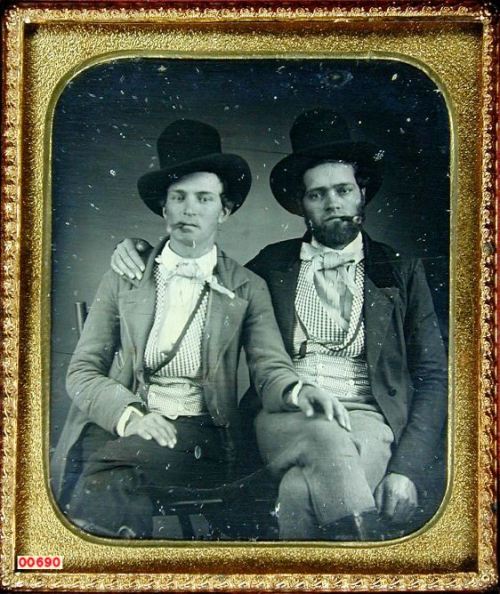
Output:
[329, 215, 363, 223]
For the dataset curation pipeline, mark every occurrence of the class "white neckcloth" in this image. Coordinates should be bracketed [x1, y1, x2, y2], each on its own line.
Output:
[155, 242, 217, 353]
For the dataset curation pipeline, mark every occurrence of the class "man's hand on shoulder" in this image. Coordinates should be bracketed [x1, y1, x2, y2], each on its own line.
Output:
[374, 472, 418, 523]
[295, 385, 351, 431]
[123, 412, 177, 448]
[111, 238, 151, 280]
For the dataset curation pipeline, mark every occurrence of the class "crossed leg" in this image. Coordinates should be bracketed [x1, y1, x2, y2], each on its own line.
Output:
[255, 408, 394, 539]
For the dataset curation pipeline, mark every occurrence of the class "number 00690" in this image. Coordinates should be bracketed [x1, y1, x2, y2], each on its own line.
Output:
[17, 555, 63, 570]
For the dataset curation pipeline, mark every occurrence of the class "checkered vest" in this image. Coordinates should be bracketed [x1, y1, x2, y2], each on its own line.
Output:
[143, 265, 209, 419]
[293, 260, 377, 407]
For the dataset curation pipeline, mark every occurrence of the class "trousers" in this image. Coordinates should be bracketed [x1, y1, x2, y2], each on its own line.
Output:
[255, 408, 394, 539]
[66, 416, 229, 538]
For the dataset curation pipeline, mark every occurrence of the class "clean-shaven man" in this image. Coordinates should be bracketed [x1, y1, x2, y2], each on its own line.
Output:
[51, 119, 337, 539]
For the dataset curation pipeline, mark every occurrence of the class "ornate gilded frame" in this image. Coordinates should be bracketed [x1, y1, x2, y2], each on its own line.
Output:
[0, 1, 498, 591]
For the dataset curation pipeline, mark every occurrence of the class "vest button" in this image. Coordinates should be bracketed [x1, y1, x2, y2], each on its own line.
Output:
[388, 388, 397, 397]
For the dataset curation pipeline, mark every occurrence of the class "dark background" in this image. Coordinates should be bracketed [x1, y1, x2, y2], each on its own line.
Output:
[50, 57, 450, 450]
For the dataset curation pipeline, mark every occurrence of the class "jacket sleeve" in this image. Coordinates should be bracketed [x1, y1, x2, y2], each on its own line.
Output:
[65, 270, 145, 434]
[241, 274, 299, 412]
[387, 259, 448, 486]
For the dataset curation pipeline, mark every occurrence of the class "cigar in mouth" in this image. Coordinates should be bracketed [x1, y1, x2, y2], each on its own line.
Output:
[329, 215, 363, 224]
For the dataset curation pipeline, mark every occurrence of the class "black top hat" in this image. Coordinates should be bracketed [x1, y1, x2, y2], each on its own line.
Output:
[138, 119, 252, 216]
[270, 109, 384, 215]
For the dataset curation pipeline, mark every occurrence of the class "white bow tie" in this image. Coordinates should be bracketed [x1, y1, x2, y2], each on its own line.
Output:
[157, 257, 234, 299]
[159, 259, 207, 282]
[300, 242, 362, 330]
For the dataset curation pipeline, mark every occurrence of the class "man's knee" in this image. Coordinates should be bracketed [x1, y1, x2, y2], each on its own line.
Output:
[73, 438, 145, 499]
[263, 417, 354, 476]
[296, 419, 353, 462]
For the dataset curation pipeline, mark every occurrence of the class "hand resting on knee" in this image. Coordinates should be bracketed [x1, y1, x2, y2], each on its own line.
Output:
[124, 412, 177, 449]
[297, 385, 351, 431]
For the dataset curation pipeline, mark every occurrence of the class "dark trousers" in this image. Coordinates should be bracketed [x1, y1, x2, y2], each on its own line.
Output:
[65, 416, 230, 538]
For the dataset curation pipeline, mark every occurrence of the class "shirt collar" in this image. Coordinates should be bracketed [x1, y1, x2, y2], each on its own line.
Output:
[156, 241, 218, 277]
[310, 232, 364, 261]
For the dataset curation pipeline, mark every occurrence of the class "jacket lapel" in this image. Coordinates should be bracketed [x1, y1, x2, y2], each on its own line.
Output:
[119, 239, 166, 372]
[267, 259, 301, 355]
[363, 234, 397, 371]
[202, 250, 249, 378]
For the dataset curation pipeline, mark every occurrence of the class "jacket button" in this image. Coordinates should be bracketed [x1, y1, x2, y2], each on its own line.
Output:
[388, 388, 397, 397]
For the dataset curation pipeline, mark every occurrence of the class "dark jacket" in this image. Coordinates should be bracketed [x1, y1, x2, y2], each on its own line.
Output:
[51, 239, 300, 498]
[246, 233, 448, 488]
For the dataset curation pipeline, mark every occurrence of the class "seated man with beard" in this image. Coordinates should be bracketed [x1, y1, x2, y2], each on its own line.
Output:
[109, 109, 447, 541]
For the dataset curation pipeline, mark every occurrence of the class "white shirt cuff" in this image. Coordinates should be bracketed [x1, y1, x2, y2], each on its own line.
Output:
[116, 405, 145, 437]
[284, 380, 303, 408]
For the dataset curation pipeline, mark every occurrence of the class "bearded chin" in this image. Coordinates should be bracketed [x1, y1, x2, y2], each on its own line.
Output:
[308, 215, 364, 249]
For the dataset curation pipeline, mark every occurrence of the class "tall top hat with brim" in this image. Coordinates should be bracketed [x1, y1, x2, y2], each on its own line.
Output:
[270, 109, 384, 215]
[138, 119, 252, 216]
